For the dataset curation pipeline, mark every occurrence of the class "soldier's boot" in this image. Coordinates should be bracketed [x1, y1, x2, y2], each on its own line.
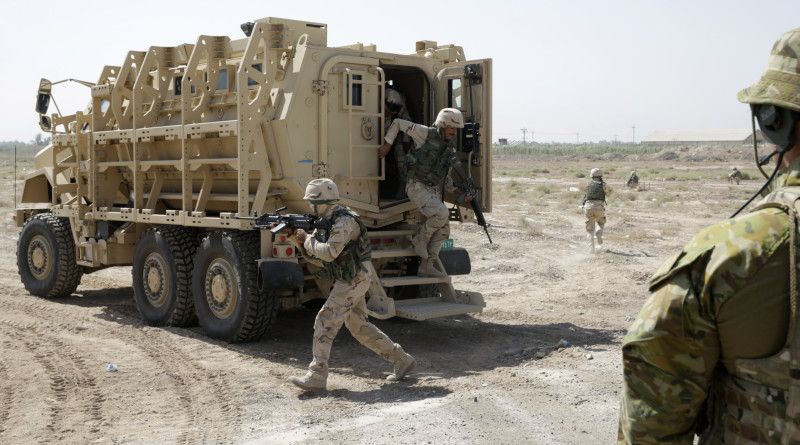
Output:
[387, 345, 416, 381]
[288, 366, 327, 392]
[418, 258, 447, 277]
[411, 230, 429, 259]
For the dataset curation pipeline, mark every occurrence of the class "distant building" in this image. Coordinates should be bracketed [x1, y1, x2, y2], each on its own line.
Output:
[498, 138, 508, 145]
[641, 130, 762, 146]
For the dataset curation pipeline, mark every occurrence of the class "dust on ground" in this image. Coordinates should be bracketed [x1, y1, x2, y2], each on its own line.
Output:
[0, 145, 762, 444]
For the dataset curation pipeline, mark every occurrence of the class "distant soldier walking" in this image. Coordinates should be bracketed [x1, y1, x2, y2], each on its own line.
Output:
[582, 168, 609, 253]
[728, 166, 743, 184]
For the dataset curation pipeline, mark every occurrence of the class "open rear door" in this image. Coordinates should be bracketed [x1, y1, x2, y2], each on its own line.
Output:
[434, 59, 492, 214]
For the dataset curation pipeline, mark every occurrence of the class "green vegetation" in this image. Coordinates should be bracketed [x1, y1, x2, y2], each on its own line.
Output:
[492, 143, 664, 156]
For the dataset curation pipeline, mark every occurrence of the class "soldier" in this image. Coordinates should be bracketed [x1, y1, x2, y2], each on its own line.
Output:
[378, 108, 472, 277]
[626, 170, 639, 188]
[619, 28, 800, 444]
[728, 166, 743, 184]
[287, 178, 416, 392]
[582, 168, 609, 253]
[381, 88, 413, 199]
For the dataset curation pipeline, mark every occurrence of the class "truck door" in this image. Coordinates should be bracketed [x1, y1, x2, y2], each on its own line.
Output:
[434, 59, 492, 213]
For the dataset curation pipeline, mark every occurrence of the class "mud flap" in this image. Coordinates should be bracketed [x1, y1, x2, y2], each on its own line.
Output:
[438, 248, 471, 275]
[258, 260, 304, 291]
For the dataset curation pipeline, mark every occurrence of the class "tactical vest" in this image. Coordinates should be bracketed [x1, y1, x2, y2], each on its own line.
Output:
[700, 186, 800, 445]
[314, 206, 372, 284]
[584, 179, 606, 201]
[408, 127, 452, 186]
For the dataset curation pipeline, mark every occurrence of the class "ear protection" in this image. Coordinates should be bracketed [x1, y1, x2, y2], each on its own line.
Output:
[753, 104, 798, 152]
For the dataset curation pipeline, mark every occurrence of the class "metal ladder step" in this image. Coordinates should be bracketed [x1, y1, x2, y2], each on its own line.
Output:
[394, 297, 483, 321]
[370, 248, 417, 259]
[381, 276, 450, 287]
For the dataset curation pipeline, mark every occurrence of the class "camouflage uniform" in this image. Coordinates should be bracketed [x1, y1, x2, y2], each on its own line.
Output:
[729, 168, 743, 185]
[583, 178, 609, 253]
[384, 119, 457, 260]
[382, 88, 413, 198]
[619, 27, 800, 443]
[303, 205, 400, 379]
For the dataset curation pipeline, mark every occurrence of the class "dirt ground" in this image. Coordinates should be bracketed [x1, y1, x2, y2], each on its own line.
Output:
[0, 145, 763, 444]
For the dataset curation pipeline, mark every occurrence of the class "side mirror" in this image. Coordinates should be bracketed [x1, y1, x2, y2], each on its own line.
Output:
[40, 115, 51, 131]
[36, 78, 52, 114]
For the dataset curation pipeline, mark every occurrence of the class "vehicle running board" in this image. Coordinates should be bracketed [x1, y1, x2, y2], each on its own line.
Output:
[394, 297, 484, 321]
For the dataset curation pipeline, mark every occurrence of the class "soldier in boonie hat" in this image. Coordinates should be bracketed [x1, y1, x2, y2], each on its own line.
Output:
[737, 28, 800, 112]
[619, 28, 800, 444]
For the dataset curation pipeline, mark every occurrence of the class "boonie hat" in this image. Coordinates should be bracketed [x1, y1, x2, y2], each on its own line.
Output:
[738, 28, 800, 112]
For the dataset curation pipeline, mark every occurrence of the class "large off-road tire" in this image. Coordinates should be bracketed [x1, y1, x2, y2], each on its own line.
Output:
[192, 230, 277, 343]
[132, 226, 199, 327]
[17, 213, 83, 298]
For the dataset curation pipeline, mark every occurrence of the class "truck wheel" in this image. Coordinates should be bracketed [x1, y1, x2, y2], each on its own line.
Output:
[192, 230, 277, 343]
[17, 213, 83, 298]
[132, 226, 199, 327]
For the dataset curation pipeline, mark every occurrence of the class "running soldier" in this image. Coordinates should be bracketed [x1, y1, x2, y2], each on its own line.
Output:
[287, 178, 416, 392]
[582, 168, 609, 253]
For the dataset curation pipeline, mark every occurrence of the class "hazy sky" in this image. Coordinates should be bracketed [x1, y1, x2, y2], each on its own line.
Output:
[2, 0, 798, 143]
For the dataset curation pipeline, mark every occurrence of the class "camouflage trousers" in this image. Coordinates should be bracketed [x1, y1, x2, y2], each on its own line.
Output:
[584, 200, 606, 250]
[309, 269, 396, 376]
[406, 179, 451, 257]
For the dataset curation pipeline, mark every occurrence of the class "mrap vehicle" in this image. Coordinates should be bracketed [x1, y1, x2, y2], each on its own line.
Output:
[16, 17, 492, 343]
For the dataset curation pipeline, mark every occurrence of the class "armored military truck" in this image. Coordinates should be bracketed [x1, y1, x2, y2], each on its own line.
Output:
[16, 17, 492, 343]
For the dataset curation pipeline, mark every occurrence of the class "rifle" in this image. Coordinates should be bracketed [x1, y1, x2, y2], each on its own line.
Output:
[237, 206, 332, 242]
[446, 152, 493, 244]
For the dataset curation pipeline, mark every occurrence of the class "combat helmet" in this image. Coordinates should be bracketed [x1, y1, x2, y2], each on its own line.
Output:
[590, 168, 603, 178]
[304, 178, 339, 202]
[434, 108, 464, 128]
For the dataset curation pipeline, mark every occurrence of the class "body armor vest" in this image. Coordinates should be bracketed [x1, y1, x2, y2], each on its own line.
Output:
[314, 206, 372, 284]
[700, 186, 800, 444]
[408, 127, 452, 186]
[584, 179, 606, 202]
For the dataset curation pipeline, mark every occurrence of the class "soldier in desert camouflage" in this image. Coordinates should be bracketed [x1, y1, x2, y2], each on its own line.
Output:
[287, 179, 416, 392]
[582, 168, 609, 253]
[619, 28, 800, 444]
[728, 166, 743, 184]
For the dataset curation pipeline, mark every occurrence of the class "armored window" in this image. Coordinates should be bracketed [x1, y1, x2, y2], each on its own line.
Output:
[448, 78, 462, 108]
[346, 74, 363, 107]
[217, 69, 228, 90]
[174, 76, 182, 96]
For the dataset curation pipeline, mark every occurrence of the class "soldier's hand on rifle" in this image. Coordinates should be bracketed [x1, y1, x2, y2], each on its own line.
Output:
[455, 188, 473, 203]
[294, 229, 308, 243]
[378, 143, 392, 158]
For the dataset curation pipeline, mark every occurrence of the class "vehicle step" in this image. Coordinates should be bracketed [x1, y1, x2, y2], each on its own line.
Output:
[381, 276, 450, 287]
[367, 229, 415, 238]
[394, 297, 483, 320]
[370, 248, 418, 259]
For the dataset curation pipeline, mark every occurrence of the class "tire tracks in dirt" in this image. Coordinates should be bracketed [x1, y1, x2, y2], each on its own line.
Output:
[0, 292, 243, 444]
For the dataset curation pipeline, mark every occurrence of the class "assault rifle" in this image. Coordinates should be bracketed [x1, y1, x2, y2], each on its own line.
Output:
[447, 152, 493, 244]
[238, 206, 331, 241]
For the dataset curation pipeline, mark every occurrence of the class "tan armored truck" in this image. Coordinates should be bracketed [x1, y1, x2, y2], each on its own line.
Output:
[16, 17, 492, 343]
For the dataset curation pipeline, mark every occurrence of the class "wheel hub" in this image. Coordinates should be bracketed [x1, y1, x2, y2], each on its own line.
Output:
[142, 254, 169, 307]
[27, 235, 52, 280]
[205, 260, 237, 319]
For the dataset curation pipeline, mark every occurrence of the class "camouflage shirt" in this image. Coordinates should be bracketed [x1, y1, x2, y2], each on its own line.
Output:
[618, 157, 800, 444]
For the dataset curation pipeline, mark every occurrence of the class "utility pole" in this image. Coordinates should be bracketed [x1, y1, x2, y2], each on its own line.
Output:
[613, 134, 618, 145]
[521, 128, 528, 144]
[632, 125, 636, 144]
